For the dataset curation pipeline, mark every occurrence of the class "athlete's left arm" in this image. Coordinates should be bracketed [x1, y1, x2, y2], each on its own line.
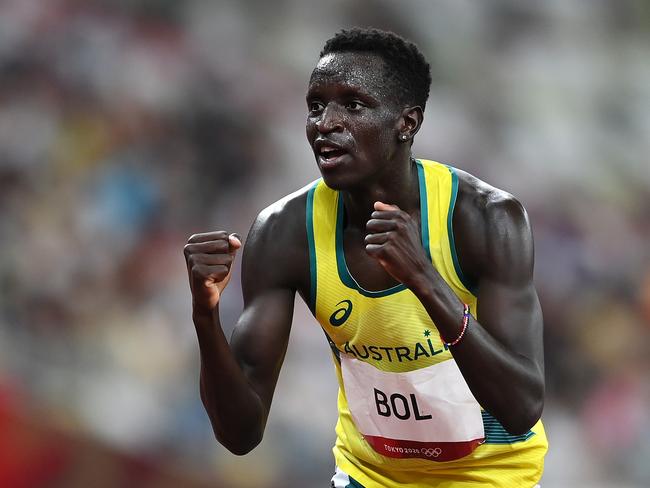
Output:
[448, 190, 545, 435]
[367, 190, 544, 435]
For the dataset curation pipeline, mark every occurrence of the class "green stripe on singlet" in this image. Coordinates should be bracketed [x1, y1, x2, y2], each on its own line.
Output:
[334, 160, 431, 298]
[445, 165, 478, 295]
[482, 411, 535, 444]
[345, 475, 365, 488]
[414, 159, 432, 262]
[307, 181, 341, 362]
[335, 193, 406, 297]
[306, 181, 318, 313]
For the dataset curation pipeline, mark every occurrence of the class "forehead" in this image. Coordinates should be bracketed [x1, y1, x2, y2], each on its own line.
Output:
[308, 51, 388, 97]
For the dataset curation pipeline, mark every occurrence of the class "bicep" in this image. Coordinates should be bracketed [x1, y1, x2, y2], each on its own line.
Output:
[477, 279, 544, 370]
[231, 287, 295, 410]
[229, 203, 304, 412]
[475, 196, 544, 369]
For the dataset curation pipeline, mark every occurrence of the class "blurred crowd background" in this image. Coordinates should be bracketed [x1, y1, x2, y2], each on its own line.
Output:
[0, 0, 648, 487]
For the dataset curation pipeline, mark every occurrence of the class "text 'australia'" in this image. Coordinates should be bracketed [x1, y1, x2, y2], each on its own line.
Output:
[342, 337, 449, 363]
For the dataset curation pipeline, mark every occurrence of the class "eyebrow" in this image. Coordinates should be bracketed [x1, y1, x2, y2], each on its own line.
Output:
[306, 82, 379, 102]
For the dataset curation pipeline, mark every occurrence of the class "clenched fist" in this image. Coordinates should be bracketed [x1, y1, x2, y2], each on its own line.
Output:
[365, 201, 431, 291]
[184, 231, 242, 312]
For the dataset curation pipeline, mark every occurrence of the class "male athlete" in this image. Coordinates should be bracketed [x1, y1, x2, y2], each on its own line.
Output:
[184, 28, 548, 487]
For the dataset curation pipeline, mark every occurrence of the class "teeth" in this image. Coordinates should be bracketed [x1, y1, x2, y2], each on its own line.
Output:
[321, 147, 336, 154]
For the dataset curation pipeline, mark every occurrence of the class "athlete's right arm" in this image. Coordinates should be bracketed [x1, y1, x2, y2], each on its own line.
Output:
[183, 195, 307, 455]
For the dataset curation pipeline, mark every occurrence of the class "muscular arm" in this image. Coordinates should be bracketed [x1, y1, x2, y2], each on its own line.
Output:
[186, 192, 308, 454]
[366, 179, 544, 435]
[441, 184, 544, 434]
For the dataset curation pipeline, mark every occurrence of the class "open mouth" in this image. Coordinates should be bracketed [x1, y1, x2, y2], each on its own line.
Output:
[318, 145, 348, 165]
[321, 147, 346, 159]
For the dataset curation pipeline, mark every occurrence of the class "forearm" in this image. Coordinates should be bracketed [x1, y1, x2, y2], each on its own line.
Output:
[411, 272, 544, 435]
[193, 307, 266, 454]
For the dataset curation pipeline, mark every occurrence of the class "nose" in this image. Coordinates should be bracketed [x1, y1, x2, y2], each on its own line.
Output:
[316, 104, 343, 134]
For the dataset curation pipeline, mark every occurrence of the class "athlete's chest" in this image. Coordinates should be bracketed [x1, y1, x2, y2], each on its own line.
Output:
[316, 283, 452, 373]
[307, 161, 471, 370]
[341, 227, 400, 291]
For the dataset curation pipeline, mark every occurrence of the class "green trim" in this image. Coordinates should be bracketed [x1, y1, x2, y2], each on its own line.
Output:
[306, 182, 319, 313]
[481, 411, 535, 445]
[446, 166, 478, 295]
[322, 328, 341, 363]
[335, 194, 406, 297]
[345, 476, 365, 488]
[307, 182, 340, 360]
[415, 159, 432, 261]
[334, 160, 430, 298]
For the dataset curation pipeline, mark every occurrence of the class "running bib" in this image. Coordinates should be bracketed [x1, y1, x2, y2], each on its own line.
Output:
[341, 355, 485, 462]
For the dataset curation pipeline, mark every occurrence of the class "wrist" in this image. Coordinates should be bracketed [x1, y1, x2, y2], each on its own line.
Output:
[192, 302, 218, 323]
[407, 266, 440, 300]
[410, 271, 466, 327]
[440, 303, 471, 347]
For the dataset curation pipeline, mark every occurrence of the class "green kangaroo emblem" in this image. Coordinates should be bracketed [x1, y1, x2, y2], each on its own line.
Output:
[329, 299, 353, 326]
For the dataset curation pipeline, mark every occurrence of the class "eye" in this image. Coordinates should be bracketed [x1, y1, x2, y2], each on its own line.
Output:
[308, 101, 324, 114]
[346, 101, 364, 111]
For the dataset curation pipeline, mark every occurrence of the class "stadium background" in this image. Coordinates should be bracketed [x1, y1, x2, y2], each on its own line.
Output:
[0, 0, 648, 486]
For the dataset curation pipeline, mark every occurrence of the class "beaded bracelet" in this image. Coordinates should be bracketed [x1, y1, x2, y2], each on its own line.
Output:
[441, 303, 471, 347]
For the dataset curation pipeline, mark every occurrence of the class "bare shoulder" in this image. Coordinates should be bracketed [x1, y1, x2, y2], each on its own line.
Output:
[453, 168, 533, 284]
[242, 181, 316, 295]
[455, 168, 529, 225]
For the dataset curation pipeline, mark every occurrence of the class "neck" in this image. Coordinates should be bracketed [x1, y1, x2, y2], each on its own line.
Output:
[341, 156, 419, 229]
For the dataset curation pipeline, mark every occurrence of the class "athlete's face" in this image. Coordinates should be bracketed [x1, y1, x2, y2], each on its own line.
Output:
[306, 52, 404, 189]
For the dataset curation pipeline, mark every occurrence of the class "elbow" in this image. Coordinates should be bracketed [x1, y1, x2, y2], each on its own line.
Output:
[501, 386, 545, 436]
[211, 416, 264, 456]
[229, 445, 257, 456]
[503, 402, 543, 436]
[223, 438, 261, 456]
[200, 390, 266, 455]
[216, 430, 263, 456]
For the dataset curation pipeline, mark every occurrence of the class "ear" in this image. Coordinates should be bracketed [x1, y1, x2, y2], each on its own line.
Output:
[397, 106, 424, 143]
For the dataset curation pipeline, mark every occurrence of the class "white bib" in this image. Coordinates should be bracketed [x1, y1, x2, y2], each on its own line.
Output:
[341, 355, 485, 461]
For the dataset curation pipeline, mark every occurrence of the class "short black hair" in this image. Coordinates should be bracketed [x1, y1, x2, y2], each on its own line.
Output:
[320, 28, 432, 111]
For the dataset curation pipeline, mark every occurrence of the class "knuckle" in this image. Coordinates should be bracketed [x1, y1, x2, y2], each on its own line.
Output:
[190, 263, 203, 277]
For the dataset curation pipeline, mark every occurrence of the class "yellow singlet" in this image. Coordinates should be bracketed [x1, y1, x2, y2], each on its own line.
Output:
[305, 159, 548, 487]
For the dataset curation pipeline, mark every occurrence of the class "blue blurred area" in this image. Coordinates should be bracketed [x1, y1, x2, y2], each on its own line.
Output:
[0, 0, 648, 487]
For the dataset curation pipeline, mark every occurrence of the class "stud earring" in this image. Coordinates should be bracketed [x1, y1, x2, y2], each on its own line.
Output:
[400, 134, 408, 141]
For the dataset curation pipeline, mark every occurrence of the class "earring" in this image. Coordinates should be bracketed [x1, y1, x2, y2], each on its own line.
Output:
[400, 134, 408, 141]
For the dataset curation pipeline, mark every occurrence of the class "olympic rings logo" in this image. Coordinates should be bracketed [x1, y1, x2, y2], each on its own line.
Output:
[421, 447, 443, 458]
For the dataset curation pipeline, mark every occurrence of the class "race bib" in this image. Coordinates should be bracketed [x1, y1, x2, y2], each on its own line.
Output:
[341, 355, 485, 462]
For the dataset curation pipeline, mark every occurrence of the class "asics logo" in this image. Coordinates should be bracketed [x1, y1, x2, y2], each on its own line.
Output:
[329, 300, 352, 326]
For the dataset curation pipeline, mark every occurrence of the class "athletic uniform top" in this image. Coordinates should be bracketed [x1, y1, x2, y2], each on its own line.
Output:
[306, 159, 548, 487]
